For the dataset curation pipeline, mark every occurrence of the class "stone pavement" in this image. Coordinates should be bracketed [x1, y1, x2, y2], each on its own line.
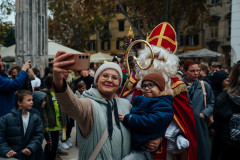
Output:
[42, 126, 78, 160]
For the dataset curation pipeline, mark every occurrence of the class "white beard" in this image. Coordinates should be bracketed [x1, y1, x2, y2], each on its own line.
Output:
[136, 45, 179, 90]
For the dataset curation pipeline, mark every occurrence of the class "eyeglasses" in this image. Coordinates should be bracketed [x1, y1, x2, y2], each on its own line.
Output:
[141, 82, 157, 90]
[101, 74, 120, 82]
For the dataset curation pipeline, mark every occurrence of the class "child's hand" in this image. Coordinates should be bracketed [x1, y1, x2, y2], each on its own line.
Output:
[119, 113, 125, 122]
[6, 150, 17, 158]
[145, 137, 162, 152]
[22, 148, 31, 156]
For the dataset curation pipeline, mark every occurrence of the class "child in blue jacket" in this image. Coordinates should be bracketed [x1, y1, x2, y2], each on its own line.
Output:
[0, 90, 44, 160]
[119, 73, 174, 160]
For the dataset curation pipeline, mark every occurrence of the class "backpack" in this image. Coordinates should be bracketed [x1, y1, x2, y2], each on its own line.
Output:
[229, 113, 240, 142]
[222, 94, 240, 147]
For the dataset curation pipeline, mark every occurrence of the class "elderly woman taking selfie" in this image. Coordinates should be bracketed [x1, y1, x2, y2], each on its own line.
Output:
[52, 51, 161, 160]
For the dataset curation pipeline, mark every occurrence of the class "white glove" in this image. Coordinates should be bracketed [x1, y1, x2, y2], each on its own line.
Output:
[176, 135, 189, 150]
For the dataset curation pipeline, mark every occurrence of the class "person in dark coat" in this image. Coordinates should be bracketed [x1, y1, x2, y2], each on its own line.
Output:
[212, 62, 240, 160]
[210, 70, 229, 98]
[207, 70, 229, 159]
[32, 91, 47, 160]
[0, 54, 32, 117]
[182, 59, 215, 160]
[74, 69, 94, 91]
[33, 91, 47, 122]
[41, 74, 67, 160]
[10, 66, 35, 92]
[112, 56, 119, 64]
[119, 73, 174, 160]
[40, 67, 52, 89]
[0, 90, 44, 160]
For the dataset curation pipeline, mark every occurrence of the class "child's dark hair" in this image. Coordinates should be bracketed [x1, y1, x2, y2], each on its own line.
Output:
[10, 66, 21, 73]
[45, 74, 53, 89]
[32, 67, 40, 77]
[76, 81, 86, 89]
[15, 90, 32, 108]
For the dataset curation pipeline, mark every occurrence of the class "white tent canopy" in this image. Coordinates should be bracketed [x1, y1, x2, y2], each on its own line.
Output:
[90, 52, 113, 63]
[0, 39, 83, 61]
[48, 39, 82, 58]
[0, 45, 15, 60]
[177, 48, 225, 58]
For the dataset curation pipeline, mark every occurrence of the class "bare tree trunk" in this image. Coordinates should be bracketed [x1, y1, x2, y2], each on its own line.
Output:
[116, 0, 145, 39]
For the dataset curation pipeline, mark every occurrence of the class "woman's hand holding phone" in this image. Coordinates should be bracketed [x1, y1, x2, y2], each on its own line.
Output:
[52, 51, 74, 92]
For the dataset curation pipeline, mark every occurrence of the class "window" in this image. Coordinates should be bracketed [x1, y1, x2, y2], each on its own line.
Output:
[210, 0, 217, 5]
[209, 46, 218, 52]
[189, 36, 194, 46]
[178, 35, 184, 46]
[209, 16, 219, 38]
[88, 40, 95, 51]
[119, 20, 125, 31]
[104, 23, 109, 31]
[210, 25, 218, 38]
[185, 35, 199, 46]
[135, 19, 143, 29]
[116, 39, 125, 50]
[101, 40, 110, 51]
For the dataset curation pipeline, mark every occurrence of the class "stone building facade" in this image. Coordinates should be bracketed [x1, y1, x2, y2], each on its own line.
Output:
[85, 13, 140, 55]
[204, 0, 232, 65]
[85, 0, 232, 65]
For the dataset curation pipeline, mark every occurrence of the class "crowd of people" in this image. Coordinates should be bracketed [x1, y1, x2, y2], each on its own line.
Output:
[0, 22, 240, 160]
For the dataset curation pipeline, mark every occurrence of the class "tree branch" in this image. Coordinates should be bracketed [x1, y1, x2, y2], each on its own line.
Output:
[116, 0, 145, 39]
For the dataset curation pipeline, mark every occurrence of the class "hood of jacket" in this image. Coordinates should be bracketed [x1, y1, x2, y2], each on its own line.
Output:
[228, 92, 240, 106]
[11, 107, 22, 116]
[82, 87, 119, 105]
[211, 71, 229, 90]
[33, 91, 46, 114]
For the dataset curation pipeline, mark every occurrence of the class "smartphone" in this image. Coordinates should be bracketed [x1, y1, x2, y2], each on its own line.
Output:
[63, 53, 90, 71]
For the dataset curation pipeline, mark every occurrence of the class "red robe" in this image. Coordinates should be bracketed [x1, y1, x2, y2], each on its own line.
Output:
[153, 78, 198, 160]
[125, 78, 198, 160]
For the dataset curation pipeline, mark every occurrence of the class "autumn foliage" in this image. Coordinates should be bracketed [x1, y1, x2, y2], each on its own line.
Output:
[48, 0, 116, 52]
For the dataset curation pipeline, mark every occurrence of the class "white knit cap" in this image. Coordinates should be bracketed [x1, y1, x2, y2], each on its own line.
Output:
[94, 62, 123, 86]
